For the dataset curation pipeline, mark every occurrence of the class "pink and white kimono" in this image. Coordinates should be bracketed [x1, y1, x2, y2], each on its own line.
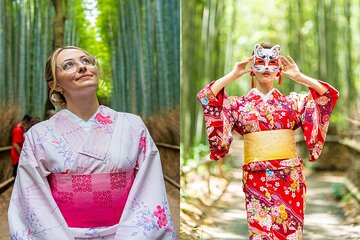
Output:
[8, 105, 175, 240]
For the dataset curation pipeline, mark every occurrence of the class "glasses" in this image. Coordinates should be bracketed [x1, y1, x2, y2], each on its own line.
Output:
[57, 56, 97, 73]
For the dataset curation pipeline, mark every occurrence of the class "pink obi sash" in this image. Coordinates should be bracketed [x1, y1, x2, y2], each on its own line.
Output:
[48, 169, 135, 228]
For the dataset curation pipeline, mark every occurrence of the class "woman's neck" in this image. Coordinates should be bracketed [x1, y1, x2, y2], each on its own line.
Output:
[256, 83, 274, 95]
[65, 94, 100, 122]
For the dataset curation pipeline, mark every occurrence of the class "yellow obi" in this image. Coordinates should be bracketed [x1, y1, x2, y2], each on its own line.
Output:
[244, 129, 296, 164]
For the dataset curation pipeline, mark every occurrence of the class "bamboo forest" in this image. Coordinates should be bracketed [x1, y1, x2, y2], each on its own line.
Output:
[0, 0, 179, 117]
[0, 0, 180, 239]
[181, 0, 360, 239]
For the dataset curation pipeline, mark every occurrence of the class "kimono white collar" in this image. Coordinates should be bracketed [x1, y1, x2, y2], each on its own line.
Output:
[48, 106, 118, 160]
[62, 109, 96, 132]
[253, 88, 276, 101]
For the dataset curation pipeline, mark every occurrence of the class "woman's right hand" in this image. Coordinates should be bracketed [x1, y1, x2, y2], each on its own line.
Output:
[210, 57, 253, 96]
[229, 57, 253, 79]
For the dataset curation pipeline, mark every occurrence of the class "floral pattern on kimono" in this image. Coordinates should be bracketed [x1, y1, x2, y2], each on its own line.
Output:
[197, 81, 339, 239]
[8, 105, 175, 240]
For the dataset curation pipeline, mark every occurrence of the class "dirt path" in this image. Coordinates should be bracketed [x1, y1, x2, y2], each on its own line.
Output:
[0, 186, 11, 240]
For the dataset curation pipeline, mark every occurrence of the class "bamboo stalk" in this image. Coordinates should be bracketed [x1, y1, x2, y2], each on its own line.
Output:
[0, 0, 5, 101]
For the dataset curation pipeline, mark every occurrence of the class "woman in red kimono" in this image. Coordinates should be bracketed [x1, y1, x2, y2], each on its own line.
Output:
[197, 43, 339, 240]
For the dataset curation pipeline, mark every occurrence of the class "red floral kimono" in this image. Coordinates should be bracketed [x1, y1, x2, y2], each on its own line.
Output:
[197, 81, 339, 240]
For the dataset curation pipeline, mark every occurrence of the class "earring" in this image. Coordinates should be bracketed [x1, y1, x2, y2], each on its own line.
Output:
[250, 71, 255, 88]
[277, 68, 282, 85]
[57, 87, 64, 94]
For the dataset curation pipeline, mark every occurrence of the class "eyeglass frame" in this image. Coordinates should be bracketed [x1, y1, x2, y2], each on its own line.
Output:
[56, 55, 97, 73]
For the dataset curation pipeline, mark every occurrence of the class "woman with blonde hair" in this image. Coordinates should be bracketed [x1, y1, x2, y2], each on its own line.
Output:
[8, 46, 175, 240]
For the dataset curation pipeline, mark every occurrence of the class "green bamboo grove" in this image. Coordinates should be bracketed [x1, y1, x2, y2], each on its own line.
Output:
[0, 0, 180, 118]
[0, 0, 54, 117]
[181, 0, 360, 165]
[0, 0, 96, 117]
[98, 0, 180, 116]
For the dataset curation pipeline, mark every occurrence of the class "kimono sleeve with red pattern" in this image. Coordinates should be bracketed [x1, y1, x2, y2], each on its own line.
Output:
[292, 81, 339, 162]
[197, 81, 243, 160]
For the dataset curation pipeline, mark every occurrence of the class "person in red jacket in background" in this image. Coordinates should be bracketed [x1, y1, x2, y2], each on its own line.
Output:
[10, 114, 32, 177]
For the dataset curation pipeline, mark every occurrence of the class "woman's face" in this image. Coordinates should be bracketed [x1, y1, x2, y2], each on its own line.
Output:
[252, 44, 281, 87]
[55, 49, 99, 97]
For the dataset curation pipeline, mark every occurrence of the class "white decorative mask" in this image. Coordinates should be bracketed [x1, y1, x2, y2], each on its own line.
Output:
[252, 44, 281, 73]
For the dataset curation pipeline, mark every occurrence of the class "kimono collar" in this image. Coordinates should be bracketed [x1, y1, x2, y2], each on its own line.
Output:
[49, 106, 118, 160]
[248, 88, 283, 101]
[63, 109, 96, 131]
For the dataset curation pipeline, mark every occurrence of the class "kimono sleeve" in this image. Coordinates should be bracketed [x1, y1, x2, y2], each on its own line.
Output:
[292, 81, 339, 162]
[8, 131, 74, 239]
[114, 117, 176, 240]
[197, 81, 241, 160]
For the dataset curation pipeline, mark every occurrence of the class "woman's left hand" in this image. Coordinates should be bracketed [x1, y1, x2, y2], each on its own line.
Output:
[280, 55, 329, 94]
[280, 55, 302, 82]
